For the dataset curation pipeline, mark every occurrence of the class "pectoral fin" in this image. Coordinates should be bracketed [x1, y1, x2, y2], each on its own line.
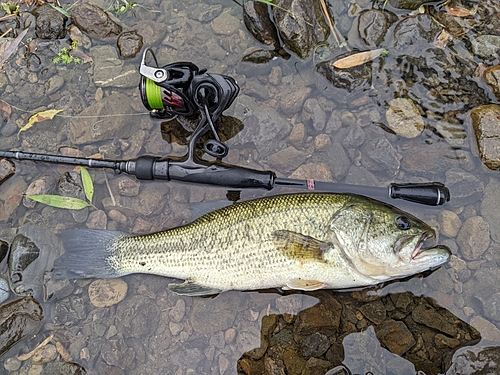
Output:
[286, 279, 327, 291]
[272, 230, 330, 262]
[168, 281, 222, 296]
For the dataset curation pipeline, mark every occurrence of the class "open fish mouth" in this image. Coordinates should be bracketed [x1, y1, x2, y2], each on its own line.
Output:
[394, 231, 435, 263]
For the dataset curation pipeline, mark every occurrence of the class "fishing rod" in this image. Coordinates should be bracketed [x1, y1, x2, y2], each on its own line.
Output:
[0, 49, 449, 207]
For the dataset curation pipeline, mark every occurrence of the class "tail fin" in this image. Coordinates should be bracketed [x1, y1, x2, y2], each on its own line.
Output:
[52, 228, 126, 280]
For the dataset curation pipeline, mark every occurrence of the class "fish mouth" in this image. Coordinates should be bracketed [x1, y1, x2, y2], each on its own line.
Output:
[394, 231, 435, 263]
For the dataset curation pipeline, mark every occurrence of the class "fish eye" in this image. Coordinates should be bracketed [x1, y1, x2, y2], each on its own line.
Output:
[395, 216, 411, 230]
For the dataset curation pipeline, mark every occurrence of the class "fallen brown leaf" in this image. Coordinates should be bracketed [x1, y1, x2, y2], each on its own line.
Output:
[332, 48, 385, 69]
[445, 5, 477, 17]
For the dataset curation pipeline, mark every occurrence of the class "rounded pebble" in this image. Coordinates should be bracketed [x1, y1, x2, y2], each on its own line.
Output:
[88, 278, 128, 307]
[3, 357, 21, 372]
[0, 278, 9, 304]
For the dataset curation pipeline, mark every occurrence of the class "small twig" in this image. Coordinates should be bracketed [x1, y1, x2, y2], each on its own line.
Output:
[17, 333, 55, 361]
[0, 27, 12, 39]
[103, 170, 116, 206]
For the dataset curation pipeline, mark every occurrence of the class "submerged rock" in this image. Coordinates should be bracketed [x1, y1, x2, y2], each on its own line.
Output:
[0, 158, 15, 186]
[71, 3, 122, 39]
[0, 297, 44, 358]
[117, 31, 143, 58]
[273, 0, 329, 59]
[483, 65, 500, 101]
[471, 35, 500, 59]
[385, 98, 424, 138]
[315, 52, 373, 103]
[349, 9, 397, 48]
[32, 4, 68, 40]
[88, 279, 128, 308]
[470, 104, 500, 170]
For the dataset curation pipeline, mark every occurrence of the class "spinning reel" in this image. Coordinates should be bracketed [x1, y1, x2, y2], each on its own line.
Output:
[139, 48, 239, 159]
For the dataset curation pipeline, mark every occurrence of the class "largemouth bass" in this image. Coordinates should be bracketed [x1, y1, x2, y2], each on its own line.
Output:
[53, 193, 450, 296]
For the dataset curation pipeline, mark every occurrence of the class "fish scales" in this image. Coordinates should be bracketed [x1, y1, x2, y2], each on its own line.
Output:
[110, 194, 352, 290]
[54, 193, 451, 295]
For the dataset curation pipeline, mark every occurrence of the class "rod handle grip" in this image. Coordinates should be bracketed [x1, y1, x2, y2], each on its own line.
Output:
[389, 182, 450, 206]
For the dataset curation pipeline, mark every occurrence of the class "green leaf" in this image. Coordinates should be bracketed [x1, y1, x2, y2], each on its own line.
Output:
[80, 167, 94, 203]
[27, 195, 90, 210]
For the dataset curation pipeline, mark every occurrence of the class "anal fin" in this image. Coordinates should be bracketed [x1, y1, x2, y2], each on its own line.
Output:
[286, 279, 326, 291]
[168, 281, 222, 296]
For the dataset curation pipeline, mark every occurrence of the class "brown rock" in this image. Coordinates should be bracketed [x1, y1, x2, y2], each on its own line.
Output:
[374, 319, 416, 355]
[294, 292, 342, 336]
[483, 65, 500, 101]
[0, 177, 27, 221]
[71, 3, 122, 39]
[289, 162, 333, 181]
[0, 158, 15, 186]
[470, 104, 500, 170]
[88, 278, 128, 307]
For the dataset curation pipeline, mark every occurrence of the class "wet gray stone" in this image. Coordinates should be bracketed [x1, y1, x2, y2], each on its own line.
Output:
[470, 104, 500, 170]
[209, 330, 226, 349]
[360, 136, 400, 179]
[169, 298, 186, 323]
[0, 297, 44, 358]
[302, 98, 326, 131]
[71, 3, 122, 39]
[338, 124, 366, 148]
[267, 146, 307, 174]
[388, 0, 434, 9]
[45, 74, 65, 95]
[481, 177, 500, 243]
[323, 140, 350, 180]
[69, 92, 142, 144]
[457, 216, 490, 261]
[91, 45, 139, 87]
[0, 278, 9, 304]
[358, 300, 386, 325]
[211, 11, 240, 35]
[40, 361, 86, 375]
[86, 209, 107, 229]
[316, 53, 373, 103]
[301, 332, 330, 357]
[344, 165, 379, 187]
[101, 337, 135, 370]
[350, 9, 397, 48]
[228, 95, 292, 157]
[482, 292, 500, 322]
[392, 14, 441, 53]
[115, 295, 160, 338]
[190, 292, 240, 335]
[117, 31, 143, 58]
[8, 233, 39, 296]
[190, 3, 222, 22]
[471, 35, 500, 58]
[33, 4, 68, 39]
[0, 158, 15, 186]
[273, 0, 329, 59]
[445, 168, 484, 205]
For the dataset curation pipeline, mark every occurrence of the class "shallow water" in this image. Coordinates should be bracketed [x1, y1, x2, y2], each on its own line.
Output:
[0, 0, 499, 374]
